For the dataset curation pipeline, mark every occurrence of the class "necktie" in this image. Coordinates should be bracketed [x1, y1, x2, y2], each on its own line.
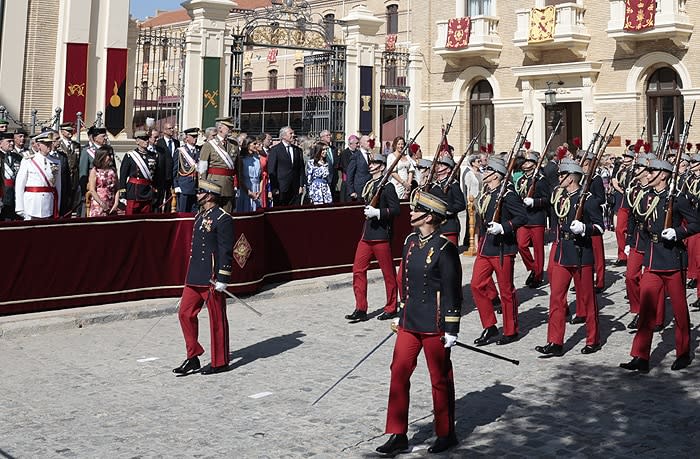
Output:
[168, 139, 174, 155]
[288, 145, 293, 165]
[327, 147, 333, 166]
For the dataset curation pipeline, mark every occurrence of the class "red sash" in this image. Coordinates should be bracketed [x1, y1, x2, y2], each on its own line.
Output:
[208, 167, 236, 177]
[29, 158, 58, 218]
[128, 177, 152, 186]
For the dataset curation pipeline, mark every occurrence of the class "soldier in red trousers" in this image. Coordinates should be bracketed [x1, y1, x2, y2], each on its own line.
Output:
[620, 159, 700, 373]
[427, 156, 466, 246]
[536, 159, 604, 356]
[173, 179, 234, 376]
[376, 191, 461, 456]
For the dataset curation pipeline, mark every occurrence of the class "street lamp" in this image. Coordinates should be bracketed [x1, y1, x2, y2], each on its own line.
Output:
[545, 81, 557, 107]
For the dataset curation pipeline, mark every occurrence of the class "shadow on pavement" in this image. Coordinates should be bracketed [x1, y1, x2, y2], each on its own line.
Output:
[228, 330, 306, 370]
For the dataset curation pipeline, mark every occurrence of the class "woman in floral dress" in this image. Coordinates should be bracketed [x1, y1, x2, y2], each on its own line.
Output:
[387, 136, 416, 200]
[306, 142, 332, 205]
[87, 146, 119, 217]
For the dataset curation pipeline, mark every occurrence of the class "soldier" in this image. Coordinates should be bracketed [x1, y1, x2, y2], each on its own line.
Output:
[471, 157, 527, 346]
[515, 150, 550, 288]
[578, 150, 607, 293]
[1, 132, 22, 220]
[376, 191, 461, 456]
[173, 128, 200, 213]
[13, 128, 29, 158]
[14, 131, 62, 220]
[428, 156, 466, 246]
[611, 146, 636, 266]
[535, 159, 604, 356]
[173, 179, 234, 376]
[0, 119, 8, 133]
[344, 154, 401, 322]
[685, 154, 700, 308]
[199, 118, 238, 213]
[57, 122, 82, 215]
[620, 159, 700, 372]
[118, 130, 159, 215]
[78, 126, 107, 215]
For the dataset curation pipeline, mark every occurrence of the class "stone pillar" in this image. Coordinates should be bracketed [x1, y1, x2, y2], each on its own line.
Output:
[341, 4, 383, 138]
[182, 0, 236, 130]
[0, 0, 30, 120]
[407, 45, 423, 142]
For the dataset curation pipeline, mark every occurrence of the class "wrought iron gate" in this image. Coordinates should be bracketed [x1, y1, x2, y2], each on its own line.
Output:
[133, 28, 186, 132]
[380, 50, 410, 142]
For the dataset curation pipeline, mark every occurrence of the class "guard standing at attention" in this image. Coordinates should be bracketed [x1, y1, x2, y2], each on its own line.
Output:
[376, 191, 461, 456]
[118, 130, 159, 215]
[428, 155, 466, 246]
[173, 127, 201, 213]
[173, 179, 235, 376]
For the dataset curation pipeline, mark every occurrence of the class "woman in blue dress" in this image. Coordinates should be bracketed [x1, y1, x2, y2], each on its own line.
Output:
[306, 142, 332, 205]
[237, 136, 263, 212]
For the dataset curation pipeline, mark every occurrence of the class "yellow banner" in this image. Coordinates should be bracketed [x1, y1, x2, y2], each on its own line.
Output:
[528, 6, 556, 43]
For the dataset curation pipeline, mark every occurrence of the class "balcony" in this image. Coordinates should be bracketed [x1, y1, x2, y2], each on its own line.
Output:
[433, 16, 502, 65]
[513, 3, 590, 60]
[607, 0, 692, 52]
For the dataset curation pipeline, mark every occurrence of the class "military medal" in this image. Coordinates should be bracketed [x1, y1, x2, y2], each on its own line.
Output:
[426, 247, 434, 264]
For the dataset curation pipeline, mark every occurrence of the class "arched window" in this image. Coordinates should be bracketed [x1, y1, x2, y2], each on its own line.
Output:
[268, 69, 278, 90]
[386, 5, 398, 34]
[243, 71, 253, 92]
[470, 80, 494, 151]
[646, 67, 683, 151]
[324, 13, 335, 43]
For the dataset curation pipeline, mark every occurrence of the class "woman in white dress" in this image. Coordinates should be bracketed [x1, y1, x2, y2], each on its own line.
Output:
[386, 136, 416, 200]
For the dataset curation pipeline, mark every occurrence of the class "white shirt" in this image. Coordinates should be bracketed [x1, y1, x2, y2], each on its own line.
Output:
[15, 152, 61, 219]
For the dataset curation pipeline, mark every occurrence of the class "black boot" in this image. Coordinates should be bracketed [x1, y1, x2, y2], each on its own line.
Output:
[627, 314, 639, 330]
[172, 356, 201, 375]
[671, 353, 692, 371]
[474, 325, 498, 346]
[345, 309, 368, 321]
[687, 279, 697, 289]
[376, 434, 408, 456]
[619, 357, 649, 373]
[428, 433, 458, 454]
[535, 342, 563, 356]
[525, 271, 534, 287]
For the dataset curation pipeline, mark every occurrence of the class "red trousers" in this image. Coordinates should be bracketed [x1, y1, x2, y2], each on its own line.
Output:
[471, 255, 518, 336]
[686, 233, 700, 280]
[615, 207, 629, 261]
[631, 270, 690, 359]
[547, 261, 599, 346]
[352, 240, 397, 312]
[592, 235, 605, 289]
[178, 285, 230, 367]
[126, 199, 152, 215]
[517, 225, 545, 282]
[625, 249, 644, 314]
[386, 329, 455, 437]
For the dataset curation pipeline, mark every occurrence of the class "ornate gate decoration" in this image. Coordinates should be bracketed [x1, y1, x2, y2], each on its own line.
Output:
[380, 49, 411, 142]
[230, 0, 346, 146]
[133, 27, 186, 132]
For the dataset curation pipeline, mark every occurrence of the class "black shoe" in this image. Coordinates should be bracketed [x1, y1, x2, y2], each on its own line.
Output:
[581, 343, 601, 354]
[474, 325, 498, 346]
[496, 334, 519, 345]
[529, 278, 544, 289]
[614, 259, 627, 267]
[525, 271, 534, 287]
[671, 354, 691, 371]
[627, 314, 639, 330]
[376, 434, 409, 456]
[687, 279, 697, 289]
[200, 363, 230, 375]
[691, 299, 700, 310]
[569, 315, 586, 325]
[377, 311, 397, 321]
[619, 357, 650, 373]
[535, 342, 563, 356]
[172, 356, 200, 374]
[492, 297, 501, 307]
[653, 324, 664, 332]
[595, 287, 605, 294]
[569, 286, 576, 292]
[428, 433, 458, 454]
[344, 309, 368, 321]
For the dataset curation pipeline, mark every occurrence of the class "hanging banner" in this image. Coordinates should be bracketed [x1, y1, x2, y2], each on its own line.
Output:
[63, 43, 88, 123]
[624, 0, 655, 31]
[104, 48, 128, 136]
[446, 17, 471, 49]
[359, 66, 373, 135]
[528, 6, 556, 43]
[202, 57, 221, 129]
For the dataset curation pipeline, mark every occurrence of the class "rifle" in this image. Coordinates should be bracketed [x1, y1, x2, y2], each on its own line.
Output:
[655, 116, 674, 160]
[443, 124, 484, 194]
[578, 117, 607, 166]
[526, 118, 562, 198]
[423, 106, 458, 190]
[639, 117, 646, 140]
[368, 126, 424, 208]
[492, 118, 532, 223]
[575, 122, 619, 221]
[664, 101, 695, 229]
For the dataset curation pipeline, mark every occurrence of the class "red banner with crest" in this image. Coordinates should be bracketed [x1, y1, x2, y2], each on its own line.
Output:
[63, 43, 88, 123]
[446, 17, 471, 49]
[624, 0, 655, 31]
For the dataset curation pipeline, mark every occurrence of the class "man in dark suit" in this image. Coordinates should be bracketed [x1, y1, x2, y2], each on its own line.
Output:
[346, 134, 373, 201]
[268, 126, 304, 206]
[339, 134, 359, 202]
[156, 123, 178, 209]
[147, 128, 171, 212]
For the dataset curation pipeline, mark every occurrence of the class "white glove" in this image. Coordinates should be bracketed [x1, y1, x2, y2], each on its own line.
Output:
[214, 281, 227, 292]
[661, 228, 677, 241]
[443, 333, 458, 348]
[624, 245, 630, 256]
[174, 187, 182, 194]
[390, 317, 400, 333]
[15, 209, 24, 218]
[570, 220, 585, 235]
[119, 198, 127, 206]
[364, 205, 380, 219]
[487, 222, 504, 235]
[523, 197, 534, 207]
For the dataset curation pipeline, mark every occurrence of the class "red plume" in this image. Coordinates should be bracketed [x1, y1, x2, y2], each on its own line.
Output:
[633, 142, 641, 153]
[409, 143, 420, 154]
[625, 139, 631, 146]
[524, 140, 531, 150]
[573, 137, 582, 148]
[480, 145, 486, 153]
[556, 145, 567, 160]
[687, 142, 693, 151]
[673, 141, 680, 149]
[487, 143, 493, 153]
[643, 142, 651, 153]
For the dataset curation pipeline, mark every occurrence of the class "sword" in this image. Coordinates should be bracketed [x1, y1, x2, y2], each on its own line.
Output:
[209, 280, 263, 316]
[312, 332, 395, 406]
[445, 338, 520, 365]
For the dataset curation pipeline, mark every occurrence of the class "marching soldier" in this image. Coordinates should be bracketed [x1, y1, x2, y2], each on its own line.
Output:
[620, 159, 700, 372]
[611, 146, 635, 266]
[1, 132, 22, 220]
[14, 131, 62, 220]
[471, 157, 527, 346]
[199, 118, 238, 213]
[344, 154, 401, 322]
[685, 154, 700, 308]
[428, 155, 466, 246]
[578, 150, 607, 293]
[173, 179, 234, 376]
[376, 191, 461, 456]
[173, 127, 201, 213]
[57, 122, 82, 215]
[536, 159, 604, 356]
[515, 150, 550, 288]
[118, 130, 159, 214]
